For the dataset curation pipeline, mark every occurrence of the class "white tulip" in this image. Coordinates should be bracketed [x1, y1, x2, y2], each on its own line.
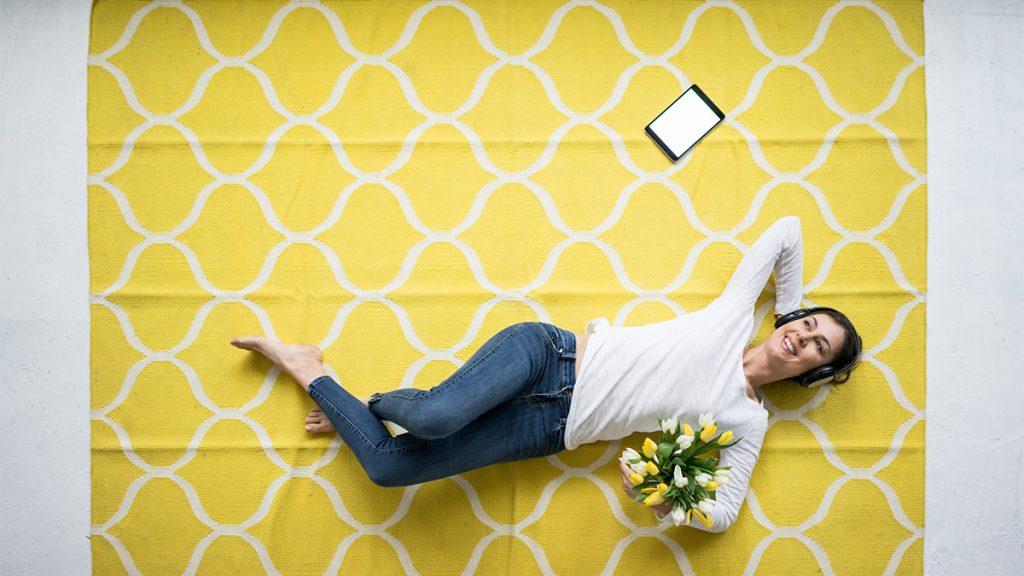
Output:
[620, 448, 640, 463]
[631, 462, 648, 476]
[673, 465, 688, 488]
[715, 468, 732, 477]
[695, 472, 712, 487]
[699, 412, 716, 429]
[698, 499, 715, 515]
[673, 435, 694, 455]
[713, 473, 730, 485]
[671, 506, 688, 525]
[661, 417, 679, 435]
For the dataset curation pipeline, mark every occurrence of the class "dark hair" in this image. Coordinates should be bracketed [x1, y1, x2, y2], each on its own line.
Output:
[814, 309, 861, 387]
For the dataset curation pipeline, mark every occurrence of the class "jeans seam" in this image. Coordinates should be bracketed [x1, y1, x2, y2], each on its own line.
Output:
[547, 417, 566, 455]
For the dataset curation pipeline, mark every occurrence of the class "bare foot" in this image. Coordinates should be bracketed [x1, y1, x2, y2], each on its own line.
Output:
[230, 335, 326, 391]
[305, 408, 334, 433]
[304, 398, 370, 433]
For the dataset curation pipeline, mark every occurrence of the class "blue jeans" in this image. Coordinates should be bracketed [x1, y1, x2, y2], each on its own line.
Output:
[306, 322, 576, 487]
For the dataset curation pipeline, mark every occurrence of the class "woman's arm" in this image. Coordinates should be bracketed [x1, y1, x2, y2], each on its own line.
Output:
[675, 420, 768, 532]
[721, 217, 804, 315]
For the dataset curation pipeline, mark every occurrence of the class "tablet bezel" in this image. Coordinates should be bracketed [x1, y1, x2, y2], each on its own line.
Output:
[644, 84, 725, 162]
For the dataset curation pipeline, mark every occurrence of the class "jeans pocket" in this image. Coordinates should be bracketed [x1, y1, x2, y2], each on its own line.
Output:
[535, 322, 562, 354]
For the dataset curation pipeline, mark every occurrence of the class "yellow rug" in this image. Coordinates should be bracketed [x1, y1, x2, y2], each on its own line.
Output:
[89, 1, 926, 574]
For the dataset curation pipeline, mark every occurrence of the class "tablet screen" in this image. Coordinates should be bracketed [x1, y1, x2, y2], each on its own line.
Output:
[647, 88, 722, 159]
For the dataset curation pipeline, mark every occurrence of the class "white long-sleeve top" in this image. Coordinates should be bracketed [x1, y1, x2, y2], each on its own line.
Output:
[564, 216, 804, 532]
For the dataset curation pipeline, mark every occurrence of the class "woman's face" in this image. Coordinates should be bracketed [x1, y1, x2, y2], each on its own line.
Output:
[769, 313, 846, 377]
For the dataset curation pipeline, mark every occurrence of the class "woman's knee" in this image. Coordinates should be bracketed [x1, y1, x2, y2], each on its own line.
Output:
[366, 463, 413, 488]
[395, 410, 464, 440]
[371, 390, 462, 439]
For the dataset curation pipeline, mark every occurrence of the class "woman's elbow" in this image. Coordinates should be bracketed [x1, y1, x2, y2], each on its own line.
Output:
[708, 509, 739, 533]
[709, 519, 732, 533]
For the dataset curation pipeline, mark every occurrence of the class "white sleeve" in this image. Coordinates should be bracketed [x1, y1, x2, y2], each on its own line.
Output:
[721, 216, 804, 316]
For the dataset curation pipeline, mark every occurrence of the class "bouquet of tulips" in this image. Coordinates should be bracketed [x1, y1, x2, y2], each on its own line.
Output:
[619, 413, 740, 528]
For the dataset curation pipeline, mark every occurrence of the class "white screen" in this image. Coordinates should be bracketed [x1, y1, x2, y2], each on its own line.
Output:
[648, 89, 721, 158]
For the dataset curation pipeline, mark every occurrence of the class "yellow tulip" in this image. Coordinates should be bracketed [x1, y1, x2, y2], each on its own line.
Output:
[629, 472, 644, 485]
[642, 437, 658, 458]
[691, 508, 714, 528]
[640, 486, 659, 494]
[645, 461, 660, 476]
[705, 481, 719, 491]
[642, 483, 669, 506]
[718, 431, 733, 444]
[643, 492, 665, 506]
[700, 423, 717, 442]
[682, 423, 694, 437]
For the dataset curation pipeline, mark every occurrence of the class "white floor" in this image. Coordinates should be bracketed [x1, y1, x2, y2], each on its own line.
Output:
[1, 0, 1021, 574]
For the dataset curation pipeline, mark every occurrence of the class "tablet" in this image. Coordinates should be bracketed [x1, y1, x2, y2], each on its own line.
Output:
[645, 85, 724, 161]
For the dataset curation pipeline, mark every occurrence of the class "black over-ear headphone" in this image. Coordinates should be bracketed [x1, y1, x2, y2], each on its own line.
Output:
[774, 307, 862, 388]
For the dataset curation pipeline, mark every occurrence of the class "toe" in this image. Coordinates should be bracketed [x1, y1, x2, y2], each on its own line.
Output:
[230, 336, 262, 350]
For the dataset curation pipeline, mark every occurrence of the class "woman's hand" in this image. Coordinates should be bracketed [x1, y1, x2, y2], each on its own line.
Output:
[620, 460, 675, 520]
[619, 460, 639, 499]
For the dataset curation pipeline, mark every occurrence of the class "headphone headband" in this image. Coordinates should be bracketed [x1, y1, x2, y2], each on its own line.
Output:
[774, 307, 861, 388]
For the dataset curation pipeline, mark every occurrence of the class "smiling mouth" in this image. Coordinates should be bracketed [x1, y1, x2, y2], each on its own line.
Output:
[783, 336, 797, 356]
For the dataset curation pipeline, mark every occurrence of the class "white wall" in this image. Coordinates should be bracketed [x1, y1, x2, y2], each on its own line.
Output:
[923, 0, 1024, 573]
[1, 0, 1021, 573]
[1, 0, 92, 573]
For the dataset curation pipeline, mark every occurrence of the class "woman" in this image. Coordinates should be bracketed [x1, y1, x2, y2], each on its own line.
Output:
[230, 216, 861, 532]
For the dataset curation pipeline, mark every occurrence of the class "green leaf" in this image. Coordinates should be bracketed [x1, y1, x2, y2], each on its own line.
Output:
[657, 442, 674, 461]
[678, 442, 701, 461]
[691, 442, 724, 457]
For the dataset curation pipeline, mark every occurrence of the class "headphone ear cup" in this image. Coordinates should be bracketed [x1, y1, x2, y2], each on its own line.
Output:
[799, 366, 835, 388]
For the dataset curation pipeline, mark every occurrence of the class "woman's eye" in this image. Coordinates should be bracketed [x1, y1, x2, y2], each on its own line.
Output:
[804, 319, 810, 328]
[815, 340, 822, 353]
